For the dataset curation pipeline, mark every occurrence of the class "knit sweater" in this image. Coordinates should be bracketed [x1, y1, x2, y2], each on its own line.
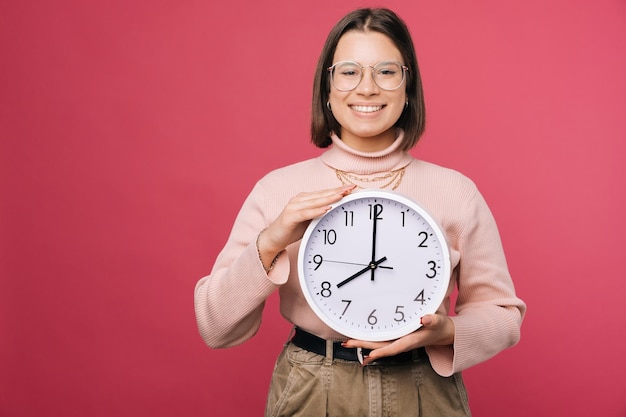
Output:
[194, 132, 526, 377]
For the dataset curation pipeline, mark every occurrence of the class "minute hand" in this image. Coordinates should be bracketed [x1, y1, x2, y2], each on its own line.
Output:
[370, 203, 383, 281]
[336, 257, 388, 288]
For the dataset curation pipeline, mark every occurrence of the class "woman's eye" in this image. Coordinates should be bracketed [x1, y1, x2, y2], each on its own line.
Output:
[378, 69, 397, 76]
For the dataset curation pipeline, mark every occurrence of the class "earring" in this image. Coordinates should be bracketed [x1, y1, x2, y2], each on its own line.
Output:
[327, 101, 332, 111]
[405, 100, 409, 108]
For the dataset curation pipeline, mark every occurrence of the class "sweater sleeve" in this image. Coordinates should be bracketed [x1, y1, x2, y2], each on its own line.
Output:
[194, 182, 289, 348]
[426, 188, 526, 376]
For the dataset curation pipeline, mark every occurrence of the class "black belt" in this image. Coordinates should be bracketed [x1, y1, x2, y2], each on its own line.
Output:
[291, 328, 424, 365]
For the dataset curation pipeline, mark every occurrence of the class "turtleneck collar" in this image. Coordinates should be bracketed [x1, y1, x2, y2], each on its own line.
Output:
[319, 129, 413, 175]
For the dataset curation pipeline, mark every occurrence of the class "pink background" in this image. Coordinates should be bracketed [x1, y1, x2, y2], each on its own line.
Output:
[2, 1, 625, 416]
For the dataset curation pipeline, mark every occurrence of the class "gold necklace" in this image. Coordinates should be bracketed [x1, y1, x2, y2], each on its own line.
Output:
[335, 166, 406, 190]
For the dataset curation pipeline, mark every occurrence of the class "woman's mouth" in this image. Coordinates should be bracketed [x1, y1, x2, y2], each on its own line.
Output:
[350, 105, 384, 113]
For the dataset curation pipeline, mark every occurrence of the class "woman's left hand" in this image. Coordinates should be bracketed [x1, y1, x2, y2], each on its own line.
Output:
[341, 313, 455, 366]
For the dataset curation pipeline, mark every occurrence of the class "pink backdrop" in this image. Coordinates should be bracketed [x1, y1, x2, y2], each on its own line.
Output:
[2, 1, 625, 416]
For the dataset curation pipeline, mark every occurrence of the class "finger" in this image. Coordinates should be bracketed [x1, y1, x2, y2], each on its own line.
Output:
[361, 341, 411, 366]
[343, 335, 420, 365]
[342, 339, 403, 357]
[420, 314, 455, 346]
[341, 339, 388, 350]
[285, 185, 356, 222]
[313, 184, 356, 197]
[420, 314, 437, 327]
[291, 185, 355, 206]
[340, 340, 394, 366]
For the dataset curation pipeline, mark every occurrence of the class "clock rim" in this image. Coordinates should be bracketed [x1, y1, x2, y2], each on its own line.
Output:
[297, 188, 451, 342]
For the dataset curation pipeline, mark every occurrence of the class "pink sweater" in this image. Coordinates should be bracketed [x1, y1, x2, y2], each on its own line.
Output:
[194, 133, 526, 377]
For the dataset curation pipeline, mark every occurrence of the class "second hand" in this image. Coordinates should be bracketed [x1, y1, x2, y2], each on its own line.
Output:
[324, 259, 393, 269]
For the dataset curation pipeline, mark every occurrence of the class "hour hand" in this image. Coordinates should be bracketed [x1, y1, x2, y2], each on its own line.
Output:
[336, 257, 387, 288]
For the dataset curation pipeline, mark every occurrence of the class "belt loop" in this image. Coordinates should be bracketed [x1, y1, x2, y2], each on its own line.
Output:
[324, 339, 334, 365]
[321, 339, 334, 390]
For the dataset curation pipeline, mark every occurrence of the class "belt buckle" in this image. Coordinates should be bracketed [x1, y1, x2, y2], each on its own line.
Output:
[356, 347, 364, 365]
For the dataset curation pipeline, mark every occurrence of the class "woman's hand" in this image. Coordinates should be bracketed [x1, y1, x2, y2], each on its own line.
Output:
[256, 185, 356, 270]
[341, 313, 455, 366]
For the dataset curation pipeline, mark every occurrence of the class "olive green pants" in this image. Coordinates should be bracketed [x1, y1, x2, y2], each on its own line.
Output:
[265, 342, 471, 417]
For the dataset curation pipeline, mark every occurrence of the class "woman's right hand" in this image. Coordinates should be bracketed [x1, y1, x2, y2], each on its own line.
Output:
[256, 185, 356, 271]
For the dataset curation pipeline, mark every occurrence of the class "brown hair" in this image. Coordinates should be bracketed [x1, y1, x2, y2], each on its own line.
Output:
[311, 8, 425, 151]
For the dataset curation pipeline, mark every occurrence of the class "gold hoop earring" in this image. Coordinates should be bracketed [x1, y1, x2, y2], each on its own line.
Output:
[327, 101, 332, 111]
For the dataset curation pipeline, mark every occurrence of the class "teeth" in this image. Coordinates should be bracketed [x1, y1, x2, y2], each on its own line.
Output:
[351, 105, 383, 113]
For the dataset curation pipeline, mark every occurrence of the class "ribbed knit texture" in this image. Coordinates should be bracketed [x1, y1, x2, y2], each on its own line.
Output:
[194, 131, 526, 377]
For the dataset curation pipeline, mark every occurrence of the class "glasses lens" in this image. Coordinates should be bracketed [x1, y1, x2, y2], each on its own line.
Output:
[373, 62, 405, 90]
[331, 62, 362, 91]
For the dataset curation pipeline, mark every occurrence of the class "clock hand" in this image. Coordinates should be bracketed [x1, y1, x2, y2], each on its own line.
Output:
[338, 265, 370, 288]
[323, 260, 369, 267]
[370, 203, 383, 281]
[337, 256, 387, 288]
[324, 259, 394, 269]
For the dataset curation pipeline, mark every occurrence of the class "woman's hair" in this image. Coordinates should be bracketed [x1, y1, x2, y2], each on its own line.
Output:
[311, 8, 425, 151]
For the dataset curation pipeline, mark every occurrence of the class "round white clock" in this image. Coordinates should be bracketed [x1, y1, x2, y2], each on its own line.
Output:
[298, 189, 450, 342]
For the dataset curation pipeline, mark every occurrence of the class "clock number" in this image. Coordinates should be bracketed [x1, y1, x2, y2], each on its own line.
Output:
[340, 299, 352, 316]
[367, 310, 378, 325]
[394, 306, 405, 322]
[323, 229, 336, 245]
[344, 210, 354, 227]
[401, 210, 409, 227]
[320, 281, 332, 298]
[312, 254, 323, 271]
[426, 261, 437, 278]
[414, 289, 425, 305]
[418, 231, 429, 248]
[369, 203, 383, 220]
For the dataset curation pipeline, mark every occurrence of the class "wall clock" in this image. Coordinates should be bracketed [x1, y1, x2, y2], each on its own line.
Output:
[298, 189, 450, 341]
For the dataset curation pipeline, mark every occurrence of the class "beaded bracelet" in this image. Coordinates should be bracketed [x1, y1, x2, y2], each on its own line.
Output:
[256, 229, 282, 273]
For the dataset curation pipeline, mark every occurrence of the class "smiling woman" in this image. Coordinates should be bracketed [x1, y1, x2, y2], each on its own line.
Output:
[311, 8, 425, 153]
[194, 7, 525, 417]
[3, 0, 624, 416]
[327, 31, 408, 152]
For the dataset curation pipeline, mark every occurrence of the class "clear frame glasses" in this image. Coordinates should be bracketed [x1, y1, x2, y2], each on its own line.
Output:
[328, 61, 408, 92]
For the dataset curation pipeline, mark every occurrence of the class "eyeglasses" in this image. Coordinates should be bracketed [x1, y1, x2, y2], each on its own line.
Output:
[328, 61, 408, 92]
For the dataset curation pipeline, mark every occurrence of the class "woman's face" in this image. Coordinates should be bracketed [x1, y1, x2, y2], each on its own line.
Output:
[328, 30, 407, 152]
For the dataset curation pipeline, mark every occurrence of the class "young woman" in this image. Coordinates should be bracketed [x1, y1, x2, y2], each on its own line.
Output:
[195, 8, 526, 416]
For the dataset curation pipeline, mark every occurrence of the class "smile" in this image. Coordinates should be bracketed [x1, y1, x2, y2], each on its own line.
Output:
[350, 105, 384, 113]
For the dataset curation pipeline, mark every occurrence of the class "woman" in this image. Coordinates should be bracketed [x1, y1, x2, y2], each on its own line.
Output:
[195, 8, 526, 416]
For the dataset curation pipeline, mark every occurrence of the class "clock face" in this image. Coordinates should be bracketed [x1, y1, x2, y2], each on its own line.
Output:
[298, 189, 450, 341]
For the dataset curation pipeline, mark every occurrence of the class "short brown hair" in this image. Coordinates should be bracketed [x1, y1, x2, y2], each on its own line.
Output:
[311, 8, 425, 151]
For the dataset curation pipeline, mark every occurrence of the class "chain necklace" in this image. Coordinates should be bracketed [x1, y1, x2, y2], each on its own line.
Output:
[335, 166, 406, 190]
